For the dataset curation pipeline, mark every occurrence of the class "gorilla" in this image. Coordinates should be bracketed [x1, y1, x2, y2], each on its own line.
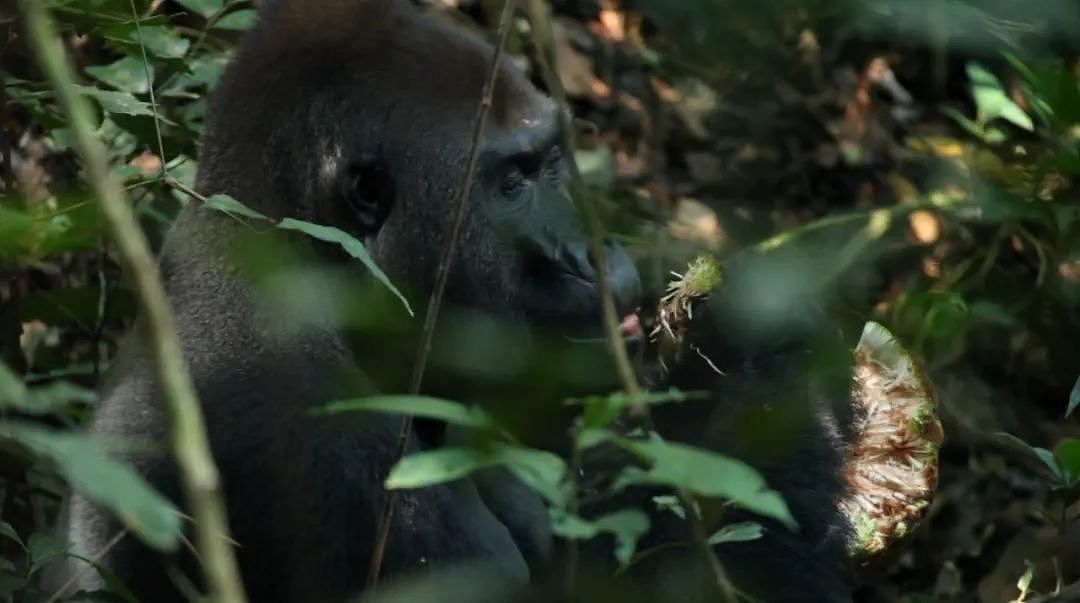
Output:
[57, 0, 640, 601]
[54, 0, 857, 601]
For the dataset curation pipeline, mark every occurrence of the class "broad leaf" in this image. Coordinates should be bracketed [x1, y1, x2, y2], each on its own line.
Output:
[967, 63, 1034, 131]
[74, 85, 153, 117]
[613, 437, 797, 530]
[85, 57, 152, 94]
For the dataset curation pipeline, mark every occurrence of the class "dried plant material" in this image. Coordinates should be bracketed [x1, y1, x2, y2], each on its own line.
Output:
[647, 255, 723, 376]
[842, 322, 943, 559]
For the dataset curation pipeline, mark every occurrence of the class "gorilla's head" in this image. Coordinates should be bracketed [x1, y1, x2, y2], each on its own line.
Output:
[195, 0, 641, 340]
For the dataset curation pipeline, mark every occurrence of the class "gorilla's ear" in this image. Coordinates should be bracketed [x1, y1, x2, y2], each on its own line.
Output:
[343, 157, 395, 235]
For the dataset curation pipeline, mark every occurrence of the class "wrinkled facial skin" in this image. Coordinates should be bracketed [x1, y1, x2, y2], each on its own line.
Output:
[341, 23, 641, 339]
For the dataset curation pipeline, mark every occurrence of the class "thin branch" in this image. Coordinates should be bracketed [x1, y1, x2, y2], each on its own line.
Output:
[364, 0, 518, 590]
[19, 5, 247, 603]
[522, 0, 639, 397]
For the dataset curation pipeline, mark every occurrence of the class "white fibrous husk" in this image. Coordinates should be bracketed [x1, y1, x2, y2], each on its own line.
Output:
[841, 321, 943, 558]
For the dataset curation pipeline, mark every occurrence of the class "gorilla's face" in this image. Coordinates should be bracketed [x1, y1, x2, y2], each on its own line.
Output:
[346, 16, 642, 342]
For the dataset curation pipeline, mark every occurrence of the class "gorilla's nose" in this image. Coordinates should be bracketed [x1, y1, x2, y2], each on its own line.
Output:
[560, 238, 642, 315]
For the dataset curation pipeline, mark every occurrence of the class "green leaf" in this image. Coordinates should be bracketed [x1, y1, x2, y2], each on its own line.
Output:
[997, 432, 1063, 482]
[213, 9, 257, 30]
[74, 85, 153, 117]
[277, 218, 413, 316]
[386, 447, 499, 490]
[1017, 560, 1035, 599]
[651, 494, 686, 519]
[313, 395, 494, 431]
[202, 193, 272, 222]
[550, 510, 650, 566]
[1067, 375, 1080, 418]
[85, 57, 152, 94]
[967, 63, 1034, 131]
[174, 0, 225, 19]
[27, 532, 67, 576]
[497, 447, 568, 508]
[569, 388, 697, 430]
[593, 510, 649, 566]
[706, 521, 763, 545]
[2, 425, 181, 551]
[613, 437, 797, 530]
[0, 523, 23, 550]
[0, 363, 96, 414]
[1055, 439, 1080, 483]
[131, 25, 191, 60]
[386, 444, 567, 506]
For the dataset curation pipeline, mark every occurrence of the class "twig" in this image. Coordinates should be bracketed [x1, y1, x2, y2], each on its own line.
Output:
[364, 0, 518, 590]
[522, 1, 646, 593]
[19, 5, 247, 603]
[128, 0, 168, 180]
[522, 0, 639, 397]
[43, 529, 129, 603]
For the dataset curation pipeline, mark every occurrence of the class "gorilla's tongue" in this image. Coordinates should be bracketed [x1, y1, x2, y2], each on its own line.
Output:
[619, 313, 642, 339]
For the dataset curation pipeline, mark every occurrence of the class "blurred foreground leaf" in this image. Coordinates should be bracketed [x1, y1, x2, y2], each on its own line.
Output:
[0, 425, 180, 551]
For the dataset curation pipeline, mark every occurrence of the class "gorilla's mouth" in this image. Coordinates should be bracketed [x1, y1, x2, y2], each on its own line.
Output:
[564, 312, 643, 345]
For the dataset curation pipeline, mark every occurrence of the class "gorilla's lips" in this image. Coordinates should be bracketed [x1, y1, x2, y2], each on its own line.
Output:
[619, 313, 643, 339]
[562, 312, 643, 344]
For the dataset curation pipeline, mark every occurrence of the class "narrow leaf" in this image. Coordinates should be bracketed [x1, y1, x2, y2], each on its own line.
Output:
[314, 395, 494, 431]
[277, 218, 413, 316]
[707, 521, 764, 545]
[1067, 374, 1080, 418]
[2, 425, 181, 551]
[202, 193, 272, 222]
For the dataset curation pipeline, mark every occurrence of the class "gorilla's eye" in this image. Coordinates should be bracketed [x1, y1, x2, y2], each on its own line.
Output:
[343, 160, 394, 234]
[502, 167, 527, 196]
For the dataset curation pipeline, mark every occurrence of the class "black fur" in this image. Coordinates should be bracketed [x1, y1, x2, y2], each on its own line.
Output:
[572, 252, 855, 603]
[57, 1, 639, 600]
